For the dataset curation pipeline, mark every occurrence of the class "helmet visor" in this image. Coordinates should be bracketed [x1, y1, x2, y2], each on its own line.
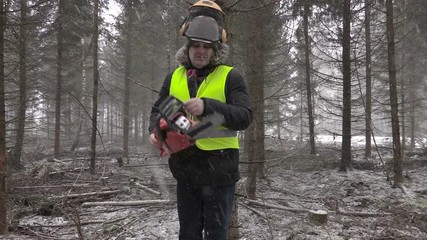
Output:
[184, 16, 220, 43]
[189, 6, 225, 26]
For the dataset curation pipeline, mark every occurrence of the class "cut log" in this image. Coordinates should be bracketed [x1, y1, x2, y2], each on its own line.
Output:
[308, 209, 328, 225]
[81, 199, 173, 208]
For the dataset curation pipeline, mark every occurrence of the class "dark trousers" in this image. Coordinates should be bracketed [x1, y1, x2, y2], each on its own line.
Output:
[176, 182, 236, 240]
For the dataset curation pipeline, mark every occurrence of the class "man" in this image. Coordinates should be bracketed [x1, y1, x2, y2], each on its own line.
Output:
[148, 1, 252, 239]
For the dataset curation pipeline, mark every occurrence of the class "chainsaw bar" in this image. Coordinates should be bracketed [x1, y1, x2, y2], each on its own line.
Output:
[186, 112, 224, 140]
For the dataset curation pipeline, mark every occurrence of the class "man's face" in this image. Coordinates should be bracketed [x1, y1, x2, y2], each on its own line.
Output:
[188, 41, 215, 69]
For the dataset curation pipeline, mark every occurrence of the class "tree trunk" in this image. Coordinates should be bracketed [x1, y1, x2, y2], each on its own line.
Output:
[0, 0, 7, 233]
[340, 0, 352, 171]
[12, 0, 27, 169]
[123, 0, 132, 163]
[109, 101, 113, 142]
[134, 108, 139, 145]
[303, 2, 316, 155]
[54, 0, 64, 158]
[70, 37, 87, 152]
[386, 0, 403, 186]
[276, 98, 281, 139]
[299, 89, 304, 142]
[364, 0, 372, 159]
[409, 63, 415, 149]
[227, 195, 239, 239]
[90, 0, 100, 174]
[398, 0, 407, 159]
[245, 0, 265, 199]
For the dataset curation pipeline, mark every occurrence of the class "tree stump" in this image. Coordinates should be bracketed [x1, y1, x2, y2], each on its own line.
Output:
[308, 210, 328, 225]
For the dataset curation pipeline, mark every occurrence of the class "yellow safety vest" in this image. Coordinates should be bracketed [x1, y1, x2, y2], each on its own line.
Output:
[170, 65, 239, 150]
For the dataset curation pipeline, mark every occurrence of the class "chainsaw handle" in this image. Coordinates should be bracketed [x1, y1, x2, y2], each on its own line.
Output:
[150, 133, 170, 157]
[149, 133, 162, 149]
[183, 98, 204, 117]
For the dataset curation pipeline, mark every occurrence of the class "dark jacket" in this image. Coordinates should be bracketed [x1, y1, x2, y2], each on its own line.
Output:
[148, 43, 252, 186]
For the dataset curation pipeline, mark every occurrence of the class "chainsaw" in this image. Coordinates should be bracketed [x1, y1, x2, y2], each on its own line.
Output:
[154, 96, 224, 156]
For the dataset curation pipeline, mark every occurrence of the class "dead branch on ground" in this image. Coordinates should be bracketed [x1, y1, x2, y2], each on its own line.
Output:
[245, 199, 392, 217]
[335, 210, 391, 217]
[13, 184, 91, 189]
[132, 182, 161, 196]
[56, 189, 123, 199]
[81, 199, 173, 208]
[238, 201, 267, 221]
[245, 199, 309, 213]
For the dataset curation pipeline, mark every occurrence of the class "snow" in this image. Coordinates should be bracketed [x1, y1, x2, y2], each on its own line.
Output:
[3, 136, 427, 239]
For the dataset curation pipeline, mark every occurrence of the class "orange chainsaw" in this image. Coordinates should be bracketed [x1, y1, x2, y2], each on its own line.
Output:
[154, 96, 224, 156]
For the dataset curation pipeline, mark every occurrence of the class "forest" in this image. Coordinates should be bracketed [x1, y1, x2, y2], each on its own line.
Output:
[0, 0, 426, 239]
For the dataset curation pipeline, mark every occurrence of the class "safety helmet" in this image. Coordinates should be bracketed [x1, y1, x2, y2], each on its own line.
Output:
[190, 0, 224, 15]
[179, 0, 227, 43]
[183, 16, 221, 43]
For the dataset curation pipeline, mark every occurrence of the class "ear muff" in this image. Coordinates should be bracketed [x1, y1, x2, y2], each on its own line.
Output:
[179, 17, 189, 36]
[221, 28, 227, 43]
[179, 21, 188, 37]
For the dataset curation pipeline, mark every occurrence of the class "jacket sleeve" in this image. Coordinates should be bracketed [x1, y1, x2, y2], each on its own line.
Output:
[148, 72, 173, 133]
[202, 68, 253, 131]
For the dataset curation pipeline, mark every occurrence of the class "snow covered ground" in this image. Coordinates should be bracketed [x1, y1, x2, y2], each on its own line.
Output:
[3, 136, 427, 239]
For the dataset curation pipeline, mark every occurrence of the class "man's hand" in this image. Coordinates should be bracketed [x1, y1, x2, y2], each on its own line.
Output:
[184, 98, 204, 116]
[149, 133, 170, 156]
[149, 133, 162, 149]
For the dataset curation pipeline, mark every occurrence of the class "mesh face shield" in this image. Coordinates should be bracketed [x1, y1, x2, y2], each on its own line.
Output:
[183, 16, 221, 43]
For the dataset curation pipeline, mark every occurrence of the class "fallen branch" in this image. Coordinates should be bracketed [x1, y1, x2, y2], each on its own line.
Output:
[245, 199, 391, 218]
[66, 167, 90, 172]
[19, 219, 105, 228]
[67, 209, 84, 240]
[60, 156, 119, 162]
[133, 182, 161, 196]
[19, 216, 132, 228]
[81, 199, 173, 208]
[57, 189, 123, 199]
[49, 168, 90, 175]
[335, 210, 391, 217]
[13, 184, 91, 190]
[399, 184, 409, 196]
[414, 188, 427, 195]
[108, 216, 141, 239]
[238, 201, 267, 221]
[244, 199, 309, 213]
[19, 226, 61, 239]
[123, 163, 168, 168]
[67, 166, 85, 197]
